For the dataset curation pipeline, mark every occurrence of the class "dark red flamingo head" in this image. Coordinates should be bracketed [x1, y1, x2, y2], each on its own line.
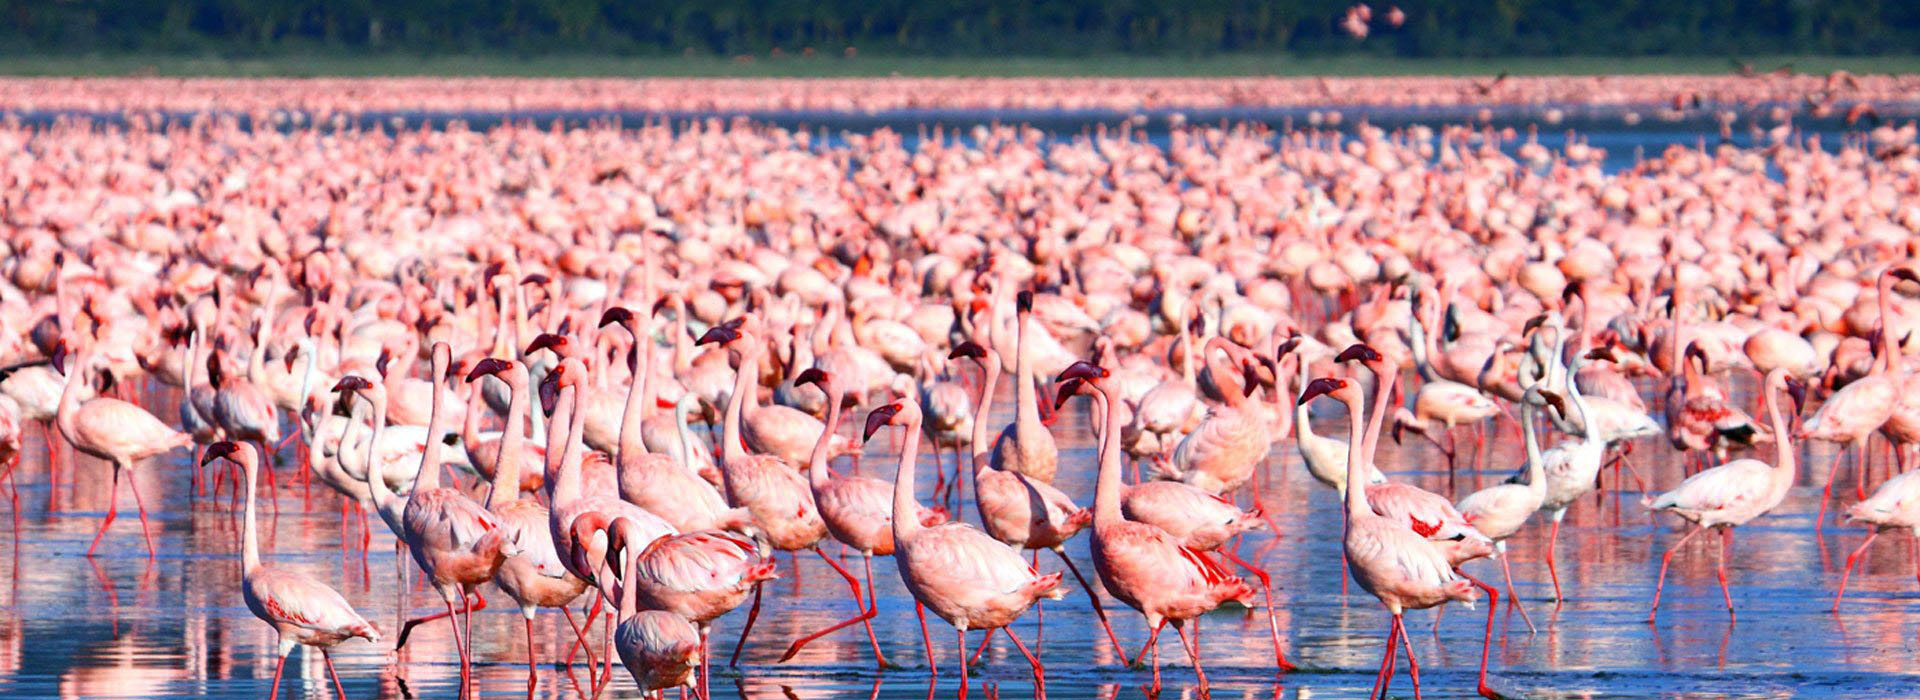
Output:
[1785, 376, 1808, 416]
[863, 402, 903, 441]
[521, 273, 551, 287]
[1054, 378, 1084, 411]
[1536, 389, 1570, 421]
[1335, 344, 1381, 365]
[1523, 313, 1550, 336]
[1275, 335, 1302, 359]
[598, 306, 634, 328]
[202, 440, 241, 466]
[949, 341, 986, 362]
[537, 361, 576, 413]
[374, 348, 392, 377]
[1055, 360, 1107, 384]
[695, 319, 745, 346]
[331, 375, 374, 395]
[1583, 346, 1617, 363]
[525, 333, 569, 357]
[1885, 266, 1919, 285]
[50, 342, 69, 375]
[1016, 290, 1033, 313]
[465, 357, 512, 383]
[1683, 341, 1709, 372]
[795, 367, 829, 390]
[1297, 376, 1349, 405]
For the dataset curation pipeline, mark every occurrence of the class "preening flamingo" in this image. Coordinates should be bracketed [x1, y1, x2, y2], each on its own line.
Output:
[866, 397, 1064, 698]
[205, 441, 378, 700]
[1646, 368, 1804, 624]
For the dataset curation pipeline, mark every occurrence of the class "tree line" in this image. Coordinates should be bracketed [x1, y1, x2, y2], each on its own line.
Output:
[2, 0, 1915, 59]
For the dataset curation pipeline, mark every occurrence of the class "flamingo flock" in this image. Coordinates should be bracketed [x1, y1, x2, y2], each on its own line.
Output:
[4, 80, 1920, 700]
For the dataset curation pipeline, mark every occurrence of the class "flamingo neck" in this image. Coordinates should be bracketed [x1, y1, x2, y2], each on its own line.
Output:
[1203, 337, 1246, 409]
[488, 370, 529, 508]
[546, 385, 581, 505]
[969, 351, 1001, 474]
[1764, 376, 1794, 484]
[1565, 357, 1596, 442]
[1409, 301, 1440, 383]
[242, 449, 262, 575]
[808, 386, 845, 490]
[1876, 273, 1899, 374]
[1519, 398, 1546, 496]
[1342, 393, 1372, 522]
[1294, 358, 1316, 443]
[414, 368, 447, 492]
[1014, 311, 1041, 431]
[721, 341, 759, 465]
[1091, 382, 1126, 527]
[617, 321, 652, 468]
[890, 409, 927, 543]
[1360, 364, 1396, 464]
[673, 400, 697, 473]
[364, 391, 394, 505]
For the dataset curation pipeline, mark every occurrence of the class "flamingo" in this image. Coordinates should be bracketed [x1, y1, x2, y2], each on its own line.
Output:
[204, 441, 378, 700]
[1058, 360, 1256, 694]
[603, 516, 776, 697]
[600, 307, 747, 534]
[1158, 337, 1271, 496]
[1300, 374, 1476, 700]
[865, 396, 1064, 698]
[1832, 469, 1920, 610]
[1800, 267, 1910, 531]
[607, 546, 703, 699]
[54, 344, 190, 558]
[1289, 338, 1388, 493]
[1454, 386, 1559, 631]
[989, 290, 1060, 483]
[1646, 368, 1804, 624]
[466, 357, 590, 698]
[777, 367, 945, 668]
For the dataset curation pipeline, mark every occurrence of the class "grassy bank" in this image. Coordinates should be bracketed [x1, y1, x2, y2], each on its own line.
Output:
[2, 53, 1918, 78]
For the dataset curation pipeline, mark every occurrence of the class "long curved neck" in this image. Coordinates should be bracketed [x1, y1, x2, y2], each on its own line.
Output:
[364, 390, 394, 504]
[546, 384, 580, 505]
[1091, 383, 1126, 527]
[808, 386, 845, 490]
[1764, 379, 1793, 480]
[890, 409, 927, 542]
[1179, 314, 1197, 384]
[1361, 365, 1396, 463]
[1341, 393, 1372, 522]
[1519, 399, 1545, 495]
[1409, 302, 1439, 382]
[617, 322, 652, 466]
[414, 370, 447, 491]
[970, 352, 1002, 473]
[1014, 310, 1041, 429]
[1294, 357, 1316, 442]
[56, 353, 86, 437]
[182, 328, 199, 392]
[1564, 357, 1595, 441]
[488, 371, 529, 508]
[1203, 337, 1245, 408]
[673, 400, 697, 471]
[242, 449, 262, 574]
[618, 525, 640, 621]
[721, 341, 759, 464]
[1877, 273, 1899, 374]
[1669, 286, 1684, 378]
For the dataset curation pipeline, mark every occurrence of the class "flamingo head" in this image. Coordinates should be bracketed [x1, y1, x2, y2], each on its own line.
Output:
[651, 294, 676, 316]
[1536, 389, 1570, 421]
[1297, 376, 1353, 405]
[795, 367, 829, 390]
[282, 343, 301, 372]
[525, 333, 569, 357]
[863, 402, 903, 441]
[538, 360, 580, 412]
[695, 319, 746, 347]
[598, 306, 634, 329]
[465, 357, 512, 383]
[1054, 378, 1085, 410]
[374, 348, 392, 377]
[1523, 313, 1549, 336]
[1016, 290, 1033, 313]
[202, 440, 241, 466]
[50, 342, 69, 375]
[1334, 343, 1381, 365]
[1056, 360, 1107, 384]
[1683, 341, 1708, 371]
[1784, 375, 1807, 416]
[949, 341, 986, 362]
[331, 375, 374, 395]
[1275, 334, 1302, 359]
[1583, 345, 1617, 363]
[1885, 266, 1918, 285]
[521, 273, 551, 287]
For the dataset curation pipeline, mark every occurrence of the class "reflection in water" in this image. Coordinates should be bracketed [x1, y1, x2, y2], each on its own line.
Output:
[0, 374, 1917, 699]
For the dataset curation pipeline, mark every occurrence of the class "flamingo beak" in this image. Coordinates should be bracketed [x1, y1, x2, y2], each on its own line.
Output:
[1584, 346, 1616, 362]
[948, 342, 985, 361]
[466, 358, 510, 383]
[1298, 377, 1344, 404]
[331, 375, 371, 393]
[1334, 344, 1381, 364]
[863, 403, 901, 441]
[521, 273, 551, 286]
[1055, 360, 1105, 383]
[795, 367, 827, 389]
[538, 365, 565, 412]
[1888, 267, 1919, 284]
[1054, 378, 1082, 411]
[1523, 314, 1548, 335]
[525, 333, 567, 355]
[599, 307, 633, 328]
[1786, 377, 1807, 416]
[695, 326, 740, 346]
[202, 440, 239, 465]
[1275, 335, 1301, 358]
[51, 345, 67, 375]
[1016, 290, 1033, 313]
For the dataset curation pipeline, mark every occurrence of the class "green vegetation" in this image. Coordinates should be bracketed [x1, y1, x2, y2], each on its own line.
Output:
[5, 53, 1920, 79]
[0, 1, 1915, 76]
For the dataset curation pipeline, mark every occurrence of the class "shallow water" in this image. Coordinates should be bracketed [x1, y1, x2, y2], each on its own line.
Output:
[3, 374, 1918, 700]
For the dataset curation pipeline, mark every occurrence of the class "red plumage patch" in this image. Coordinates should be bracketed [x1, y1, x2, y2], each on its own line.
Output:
[1408, 515, 1441, 538]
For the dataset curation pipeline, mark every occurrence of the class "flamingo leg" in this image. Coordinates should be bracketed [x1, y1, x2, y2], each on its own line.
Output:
[967, 627, 993, 666]
[1138, 619, 1165, 695]
[86, 466, 122, 558]
[915, 602, 938, 674]
[775, 552, 884, 666]
[1833, 530, 1877, 611]
[43, 424, 59, 512]
[1001, 627, 1046, 700]
[1716, 527, 1736, 622]
[1648, 523, 1706, 624]
[956, 628, 970, 700]
[396, 590, 486, 649]
[1219, 547, 1293, 670]
[1340, 549, 1350, 597]
[565, 597, 600, 668]
[323, 650, 348, 700]
[442, 596, 469, 697]
[1395, 612, 1423, 700]
[1456, 571, 1501, 699]
[1495, 543, 1535, 632]
[1051, 547, 1129, 665]
[1171, 619, 1207, 692]
[1545, 514, 1564, 606]
[727, 583, 764, 667]
[1816, 446, 1848, 535]
[267, 650, 289, 700]
[121, 459, 157, 559]
[1371, 615, 1399, 700]
[525, 616, 539, 699]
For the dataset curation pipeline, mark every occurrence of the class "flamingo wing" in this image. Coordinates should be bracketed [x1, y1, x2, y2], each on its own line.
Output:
[247, 566, 374, 636]
[1649, 459, 1773, 514]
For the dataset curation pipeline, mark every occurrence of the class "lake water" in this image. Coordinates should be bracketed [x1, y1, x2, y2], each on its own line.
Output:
[4, 371, 1918, 700]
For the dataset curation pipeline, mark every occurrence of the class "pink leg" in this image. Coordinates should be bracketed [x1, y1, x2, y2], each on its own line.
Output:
[525, 616, 539, 699]
[956, 628, 970, 700]
[1138, 620, 1165, 695]
[1219, 548, 1293, 670]
[1456, 572, 1500, 699]
[323, 650, 347, 700]
[1371, 615, 1399, 700]
[1497, 546, 1536, 632]
[727, 583, 764, 666]
[967, 627, 993, 667]
[1395, 613, 1422, 700]
[43, 424, 59, 512]
[123, 462, 157, 559]
[1172, 619, 1207, 692]
[564, 596, 600, 668]
[1002, 627, 1047, 700]
[443, 596, 470, 697]
[1648, 523, 1706, 624]
[1546, 515, 1564, 605]
[1817, 448, 1847, 535]
[1052, 548, 1129, 665]
[86, 466, 122, 557]
[267, 651, 289, 700]
[1716, 527, 1736, 622]
[1832, 530, 1877, 612]
[776, 552, 885, 667]
[396, 591, 486, 649]
[916, 602, 938, 675]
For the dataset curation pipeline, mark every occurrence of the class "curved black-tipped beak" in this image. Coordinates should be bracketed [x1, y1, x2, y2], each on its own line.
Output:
[332, 375, 373, 393]
[1583, 346, 1617, 362]
[1786, 377, 1807, 416]
[863, 403, 902, 441]
[1298, 377, 1344, 405]
[521, 273, 551, 286]
[202, 440, 239, 466]
[599, 307, 633, 328]
[1054, 378, 1083, 411]
[525, 333, 568, 356]
[1275, 335, 1302, 358]
[466, 358, 511, 383]
[1334, 344, 1380, 364]
[50, 345, 67, 375]
[795, 367, 828, 389]
[949, 342, 986, 361]
[1055, 360, 1105, 384]
[695, 325, 740, 346]
[375, 348, 391, 377]
[538, 366, 565, 414]
[1241, 362, 1261, 398]
[1888, 266, 1920, 284]
[1539, 390, 1570, 419]
[1523, 314, 1548, 335]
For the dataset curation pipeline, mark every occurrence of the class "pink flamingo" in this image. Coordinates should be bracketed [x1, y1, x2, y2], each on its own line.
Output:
[1832, 468, 1920, 610]
[211, 316, 285, 506]
[989, 291, 1060, 483]
[1058, 360, 1256, 695]
[397, 342, 516, 696]
[604, 516, 776, 697]
[600, 307, 747, 534]
[1646, 368, 1804, 624]
[1300, 374, 1476, 700]
[1800, 267, 1911, 531]
[865, 397, 1064, 698]
[54, 344, 190, 558]
[205, 441, 378, 700]
[777, 367, 945, 668]
[1454, 387, 1558, 632]
[608, 546, 704, 699]
[465, 357, 591, 698]
[951, 341, 1126, 662]
[1157, 337, 1271, 497]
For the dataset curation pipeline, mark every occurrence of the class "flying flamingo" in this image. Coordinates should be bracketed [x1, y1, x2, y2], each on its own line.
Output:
[777, 367, 945, 668]
[951, 341, 1125, 663]
[397, 342, 516, 696]
[466, 357, 590, 698]
[1832, 469, 1920, 610]
[1300, 373, 1476, 700]
[1646, 368, 1804, 624]
[54, 343, 190, 558]
[1057, 360, 1256, 695]
[205, 441, 378, 700]
[989, 291, 1060, 483]
[865, 397, 1064, 698]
